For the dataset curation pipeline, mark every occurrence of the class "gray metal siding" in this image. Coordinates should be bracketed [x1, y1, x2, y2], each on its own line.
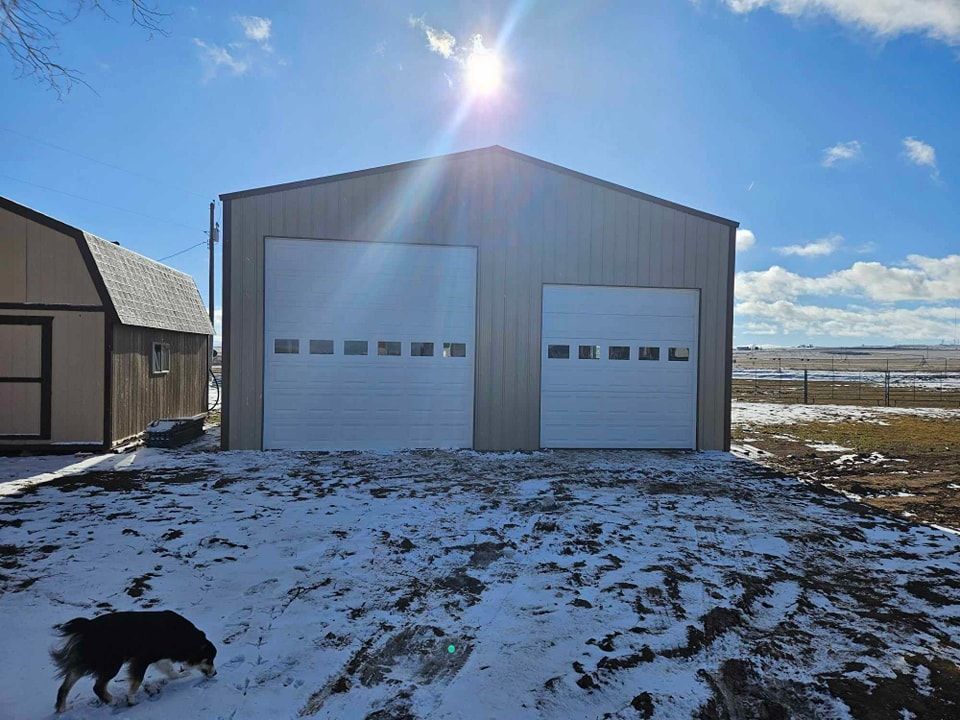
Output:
[224, 149, 734, 451]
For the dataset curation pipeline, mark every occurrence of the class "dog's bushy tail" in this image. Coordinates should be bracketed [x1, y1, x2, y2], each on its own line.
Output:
[50, 617, 89, 678]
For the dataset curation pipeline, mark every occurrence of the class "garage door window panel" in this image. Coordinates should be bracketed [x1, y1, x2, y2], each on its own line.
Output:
[608, 346, 630, 360]
[547, 344, 570, 359]
[309, 340, 334, 355]
[669, 347, 690, 362]
[378, 341, 401, 356]
[443, 342, 466, 358]
[578, 345, 600, 360]
[411, 342, 434, 357]
[344, 340, 368, 356]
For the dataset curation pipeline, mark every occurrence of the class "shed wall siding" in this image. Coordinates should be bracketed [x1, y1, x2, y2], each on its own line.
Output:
[111, 326, 207, 443]
[0, 308, 104, 445]
[226, 151, 733, 451]
[0, 206, 101, 306]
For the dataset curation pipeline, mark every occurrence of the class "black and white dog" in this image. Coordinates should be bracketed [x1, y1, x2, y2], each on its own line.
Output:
[51, 610, 217, 713]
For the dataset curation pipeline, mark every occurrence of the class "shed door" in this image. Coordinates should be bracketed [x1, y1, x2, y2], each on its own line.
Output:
[263, 238, 477, 450]
[539, 285, 699, 449]
[0, 317, 52, 439]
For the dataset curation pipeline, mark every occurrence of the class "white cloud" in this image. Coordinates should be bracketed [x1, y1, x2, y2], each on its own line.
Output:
[903, 137, 938, 177]
[776, 234, 842, 257]
[735, 300, 959, 342]
[821, 140, 862, 167]
[235, 15, 272, 46]
[723, 0, 960, 44]
[736, 254, 960, 303]
[736, 228, 757, 251]
[193, 39, 249, 80]
[409, 16, 457, 58]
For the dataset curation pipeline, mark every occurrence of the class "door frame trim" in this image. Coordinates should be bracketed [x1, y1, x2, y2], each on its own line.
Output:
[0, 315, 52, 440]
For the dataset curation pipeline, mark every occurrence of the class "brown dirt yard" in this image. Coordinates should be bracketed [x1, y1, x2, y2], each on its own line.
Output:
[732, 401, 960, 530]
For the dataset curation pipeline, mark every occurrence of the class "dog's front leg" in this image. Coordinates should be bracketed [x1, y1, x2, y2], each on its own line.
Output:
[126, 659, 149, 705]
[156, 659, 187, 680]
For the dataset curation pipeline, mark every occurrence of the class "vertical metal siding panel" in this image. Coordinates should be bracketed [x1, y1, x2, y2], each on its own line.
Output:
[475, 152, 498, 449]
[649, 205, 663, 285]
[248, 193, 270, 448]
[600, 190, 616, 284]
[611, 193, 631, 285]
[500, 156, 521, 449]
[228, 198, 243, 447]
[589, 186, 604, 285]
[701, 224, 723, 449]
[522, 159, 544, 450]
[625, 198, 640, 286]
[636, 200, 652, 285]
[672, 210, 685, 288]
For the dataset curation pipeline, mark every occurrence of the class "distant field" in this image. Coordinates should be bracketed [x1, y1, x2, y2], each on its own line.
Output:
[733, 347, 960, 408]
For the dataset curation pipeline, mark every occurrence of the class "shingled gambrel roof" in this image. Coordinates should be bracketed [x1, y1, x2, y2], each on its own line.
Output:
[83, 232, 213, 335]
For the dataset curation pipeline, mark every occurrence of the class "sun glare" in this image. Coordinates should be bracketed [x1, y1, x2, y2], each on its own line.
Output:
[465, 49, 502, 96]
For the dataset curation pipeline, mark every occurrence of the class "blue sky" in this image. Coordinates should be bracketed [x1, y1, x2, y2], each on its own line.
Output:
[2, 0, 958, 347]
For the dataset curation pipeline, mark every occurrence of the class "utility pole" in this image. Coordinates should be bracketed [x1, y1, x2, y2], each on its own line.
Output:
[207, 201, 218, 410]
[208, 201, 217, 328]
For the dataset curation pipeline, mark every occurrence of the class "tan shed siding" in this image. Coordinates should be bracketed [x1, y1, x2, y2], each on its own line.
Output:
[0, 309, 104, 445]
[0, 207, 28, 302]
[1, 206, 102, 306]
[111, 326, 207, 443]
[225, 150, 734, 451]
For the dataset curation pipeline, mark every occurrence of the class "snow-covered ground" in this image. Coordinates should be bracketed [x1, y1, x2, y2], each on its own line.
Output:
[1, 440, 958, 719]
[731, 400, 960, 428]
[732, 368, 960, 389]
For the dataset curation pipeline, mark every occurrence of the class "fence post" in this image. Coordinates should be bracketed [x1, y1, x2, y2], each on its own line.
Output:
[803, 369, 808, 405]
[884, 360, 890, 407]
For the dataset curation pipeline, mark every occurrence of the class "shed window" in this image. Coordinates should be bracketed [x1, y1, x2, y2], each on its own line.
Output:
[608, 346, 630, 360]
[578, 345, 600, 360]
[411, 342, 434, 357]
[344, 340, 368, 356]
[378, 341, 401, 356]
[273, 339, 299, 354]
[668, 347, 690, 362]
[548, 344, 570, 359]
[638, 346, 660, 361]
[309, 339, 334, 355]
[151, 342, 170, 374]
[443, 342, 467, 358]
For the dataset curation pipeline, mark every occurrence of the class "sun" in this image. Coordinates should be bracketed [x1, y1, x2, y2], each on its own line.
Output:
[465, 49, 502, 96]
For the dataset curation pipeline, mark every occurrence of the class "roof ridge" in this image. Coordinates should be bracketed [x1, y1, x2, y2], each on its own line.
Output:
[219, 146, 738, 228]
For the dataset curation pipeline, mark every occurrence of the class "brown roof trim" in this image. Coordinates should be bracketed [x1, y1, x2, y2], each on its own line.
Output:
[219, 145, 739, 228]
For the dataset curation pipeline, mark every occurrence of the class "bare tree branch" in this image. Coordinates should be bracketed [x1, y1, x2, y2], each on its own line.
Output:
[0, 0, 169, 97]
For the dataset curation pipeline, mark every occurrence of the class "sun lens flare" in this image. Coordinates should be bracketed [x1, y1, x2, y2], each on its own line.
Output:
[465, 49, 502, 96]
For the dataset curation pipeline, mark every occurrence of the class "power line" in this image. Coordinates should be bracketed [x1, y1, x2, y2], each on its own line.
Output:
[159, 241, 208, 262]
[1, 127, 210, 201]
[0, 174, 205, 232]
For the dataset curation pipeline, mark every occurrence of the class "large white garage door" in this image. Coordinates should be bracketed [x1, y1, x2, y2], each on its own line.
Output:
[540, 285, 699, 449]
[264, 238, 476, 450]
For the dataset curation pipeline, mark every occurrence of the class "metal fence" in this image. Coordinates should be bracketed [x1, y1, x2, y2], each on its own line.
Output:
[732, 355, 960, 408]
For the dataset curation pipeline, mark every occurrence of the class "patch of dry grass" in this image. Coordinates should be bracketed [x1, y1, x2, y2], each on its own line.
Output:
[735, 416, 960, 454]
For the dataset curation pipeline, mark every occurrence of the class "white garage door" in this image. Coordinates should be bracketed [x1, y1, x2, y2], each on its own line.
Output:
[264, 238, 476, 450]
[540, 285, 699, 449]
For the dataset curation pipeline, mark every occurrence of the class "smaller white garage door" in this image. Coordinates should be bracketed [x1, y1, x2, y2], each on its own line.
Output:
[264, 238, 476, 451]
[540, 285, 699, 449]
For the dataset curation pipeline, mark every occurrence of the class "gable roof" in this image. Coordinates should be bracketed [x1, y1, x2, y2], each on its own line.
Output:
[220, 145, 739, 228]
[0, 196, 213, 335]
[83, 232, 212, 335]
